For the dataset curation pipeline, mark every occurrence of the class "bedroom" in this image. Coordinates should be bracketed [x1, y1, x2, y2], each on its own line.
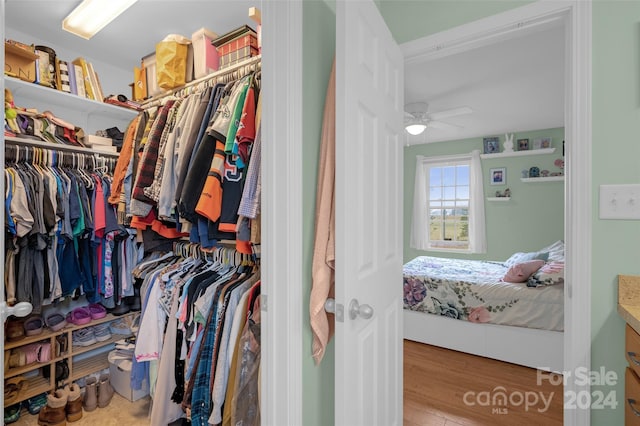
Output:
[400, 9, 567, 418]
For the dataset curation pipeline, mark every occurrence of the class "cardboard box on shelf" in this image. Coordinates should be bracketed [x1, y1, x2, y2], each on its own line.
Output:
[191, 27, 219, 78]
[4, 41, 38, 82]
[83, 135, 113, 147]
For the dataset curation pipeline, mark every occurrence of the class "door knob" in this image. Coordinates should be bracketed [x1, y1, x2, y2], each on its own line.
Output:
[324, 298, 344, 322]
[1, 301, 33, 323]
[349, 299, 374, 320]
[324, 298, 336, 314]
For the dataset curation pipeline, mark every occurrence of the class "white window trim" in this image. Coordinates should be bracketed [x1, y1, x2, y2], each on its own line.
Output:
[411, 150, 486, 253]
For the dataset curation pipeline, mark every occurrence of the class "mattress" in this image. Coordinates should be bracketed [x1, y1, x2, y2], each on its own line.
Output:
[403, 256, 564, 332]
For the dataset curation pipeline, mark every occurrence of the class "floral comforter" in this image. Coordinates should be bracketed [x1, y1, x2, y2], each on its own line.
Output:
[403, 256, 564, 331]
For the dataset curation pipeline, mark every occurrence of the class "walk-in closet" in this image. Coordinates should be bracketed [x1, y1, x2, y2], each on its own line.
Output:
[2, 2, 265, 425]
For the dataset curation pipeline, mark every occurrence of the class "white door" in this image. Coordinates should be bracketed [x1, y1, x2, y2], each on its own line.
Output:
[335, 1, 404, 425]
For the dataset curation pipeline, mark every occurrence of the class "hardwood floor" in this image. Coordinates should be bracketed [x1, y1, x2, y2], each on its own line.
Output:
[404, 340, 563, 426]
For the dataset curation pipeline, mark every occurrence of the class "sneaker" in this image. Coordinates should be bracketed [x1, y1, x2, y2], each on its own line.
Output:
[4, 402, 20, 424]
[72, 328, 97, 347]
[92, 324, 111, 342]
[24, 392, 48, 415]
[108, 319, 131, 335]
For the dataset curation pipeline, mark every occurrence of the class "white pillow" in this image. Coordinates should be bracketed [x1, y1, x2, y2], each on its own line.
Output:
[504, 251, 549, 268]
[539, 240, 565, 262]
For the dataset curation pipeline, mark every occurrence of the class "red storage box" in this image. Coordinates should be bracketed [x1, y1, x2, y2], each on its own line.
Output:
[212, 25, 258, 69]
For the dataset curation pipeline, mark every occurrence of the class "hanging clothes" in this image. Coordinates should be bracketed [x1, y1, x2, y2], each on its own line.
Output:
[130, 244, 260, 426]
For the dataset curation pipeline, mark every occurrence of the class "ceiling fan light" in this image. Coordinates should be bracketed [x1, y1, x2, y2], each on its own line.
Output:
[405, 123, 427, 135]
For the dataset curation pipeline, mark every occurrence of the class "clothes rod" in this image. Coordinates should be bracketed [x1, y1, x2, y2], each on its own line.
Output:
[141, 55, 262, 109]
[5, 136, 119, 157]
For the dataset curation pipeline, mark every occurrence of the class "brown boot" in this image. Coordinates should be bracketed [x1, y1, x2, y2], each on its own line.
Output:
[97, 374, 114, 408]
[65, 383, 82, 422]
[83, 377, 97, 412]
[37, 388, 68, 426]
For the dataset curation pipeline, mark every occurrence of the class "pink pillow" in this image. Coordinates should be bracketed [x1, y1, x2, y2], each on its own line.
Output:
[503, 260, 545, 283]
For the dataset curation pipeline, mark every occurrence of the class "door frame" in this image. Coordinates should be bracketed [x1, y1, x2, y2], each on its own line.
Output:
[264, 0, 592, 425]
[400, 1, 591, 424]
[261, 1, 304, 425]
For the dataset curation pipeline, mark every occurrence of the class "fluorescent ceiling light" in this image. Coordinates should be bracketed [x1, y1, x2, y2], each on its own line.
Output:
[62, 0, 138, 40]
[405, 123, 427, 136]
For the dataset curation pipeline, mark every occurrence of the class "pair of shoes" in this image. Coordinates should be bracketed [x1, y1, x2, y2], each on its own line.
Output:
[25, 392, 48, 415]
[9, 341, 51, 367]
[4, 402, 21, 424]
[87, 303, 107, 320]
[24, 314, 44, 336]
[108, 318, 131, 335]
[45, 311, 67, 332]
[4, 376, 28, 405]
[110, 302, 130, 316]
[6, 317, 25, 342]
[37, 383, 83, 425]
[72, 329, 97, 347]
[91, 323, 112, 342]
[83, 374, 114, 412]
[55, 334, 68, 357]
[66, 307, 92, 326]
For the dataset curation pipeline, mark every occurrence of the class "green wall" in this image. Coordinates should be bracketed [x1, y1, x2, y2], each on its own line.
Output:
[302, 1, 335, 426]
[591, 1, 640, 424]
[379, 0, 640, 424]
[302, 1, 640, 425]
[378, 0, 533, 44]
[404, 128, 565, 263]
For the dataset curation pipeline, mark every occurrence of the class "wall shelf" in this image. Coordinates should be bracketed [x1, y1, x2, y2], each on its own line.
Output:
[480, 147, 556, 159]
[520, 176, 564, 183]
[5, 76, 138, 122]
[486, 197, 511, 201]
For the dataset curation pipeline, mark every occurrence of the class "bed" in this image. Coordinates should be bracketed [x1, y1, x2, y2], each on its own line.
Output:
[403, 242, 565, 372]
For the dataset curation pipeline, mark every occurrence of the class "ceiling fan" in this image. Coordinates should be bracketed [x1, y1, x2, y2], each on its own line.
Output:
[404, 102, 473, 135]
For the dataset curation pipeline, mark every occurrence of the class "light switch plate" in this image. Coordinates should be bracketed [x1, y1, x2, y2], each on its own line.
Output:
[599, 184, 640, 219]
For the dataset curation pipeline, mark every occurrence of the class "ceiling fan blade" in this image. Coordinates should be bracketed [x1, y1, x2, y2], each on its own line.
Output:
[427, 106, 473, 121]
[427, 120, 463, 130]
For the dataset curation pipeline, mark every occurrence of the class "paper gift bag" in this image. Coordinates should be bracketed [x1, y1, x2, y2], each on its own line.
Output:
[133, 65, 147, 101]
[155, 34, 191, 90]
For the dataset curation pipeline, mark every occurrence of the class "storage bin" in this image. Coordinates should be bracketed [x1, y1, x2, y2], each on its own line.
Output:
[191, 27, 219, 78]
[108, 350, 149, 402]
[5, 41, 38, 82]
[212, 26, 258, 69]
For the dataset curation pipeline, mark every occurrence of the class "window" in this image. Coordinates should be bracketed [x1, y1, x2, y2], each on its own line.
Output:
[428, 163, 470, 249]
[410, 151, 486, 253]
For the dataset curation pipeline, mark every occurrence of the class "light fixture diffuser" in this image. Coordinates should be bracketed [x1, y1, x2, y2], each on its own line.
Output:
[62, 0, 138, 40]
[405, 123, 427, 136]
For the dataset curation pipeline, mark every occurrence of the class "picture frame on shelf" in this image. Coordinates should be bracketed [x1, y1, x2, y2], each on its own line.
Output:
[532, 138, 543, 150]
[517, 138, 529, 151]
[483, 136, 500, 154]
[490, 167, 506, 185]
[541, 137, 552, 148]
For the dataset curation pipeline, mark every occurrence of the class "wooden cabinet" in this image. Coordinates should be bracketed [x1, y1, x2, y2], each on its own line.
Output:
[4, 312, 137, 407]
[626, 325, 640, 425]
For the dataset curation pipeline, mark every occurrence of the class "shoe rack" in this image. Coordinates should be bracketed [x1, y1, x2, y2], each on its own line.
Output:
[4, 311, 138, 407]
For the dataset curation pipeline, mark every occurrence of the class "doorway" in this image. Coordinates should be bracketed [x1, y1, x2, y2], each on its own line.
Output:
[398, 3, 592, 426]
[265, 1, 592, 425]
